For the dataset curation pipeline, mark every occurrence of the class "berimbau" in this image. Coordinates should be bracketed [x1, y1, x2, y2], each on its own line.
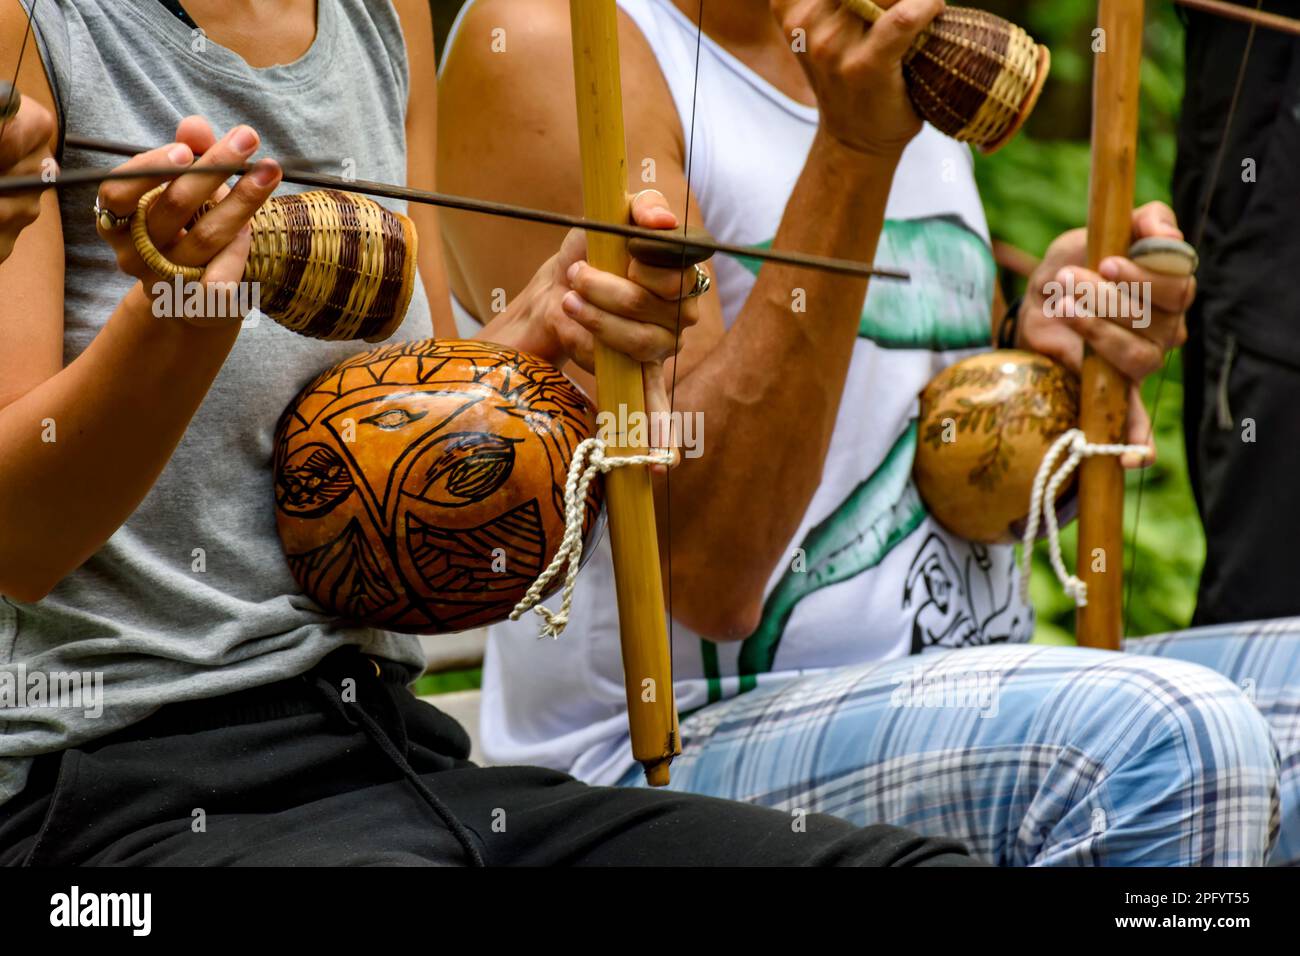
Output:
[1, 0, 1226, 781]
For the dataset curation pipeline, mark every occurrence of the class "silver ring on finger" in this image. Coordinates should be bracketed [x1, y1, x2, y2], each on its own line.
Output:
[93, 195, 132, 233]
[686, 263, 711, 299]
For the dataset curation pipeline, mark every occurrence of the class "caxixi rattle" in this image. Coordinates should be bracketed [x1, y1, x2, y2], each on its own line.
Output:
[132, 184, 419, 343]
[840, 0, 1051, 153]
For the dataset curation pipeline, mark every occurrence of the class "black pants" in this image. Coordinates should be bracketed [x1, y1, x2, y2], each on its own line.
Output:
[1184, 330, 1300, 625]
[0, 648, 977, 866]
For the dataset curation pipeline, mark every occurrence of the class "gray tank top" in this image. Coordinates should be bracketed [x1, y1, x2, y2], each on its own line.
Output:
[0, 0, 432, 806]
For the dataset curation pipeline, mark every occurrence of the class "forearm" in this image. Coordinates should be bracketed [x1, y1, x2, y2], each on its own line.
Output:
[0, 284, 238, 600]
[661, 133, 902, 637]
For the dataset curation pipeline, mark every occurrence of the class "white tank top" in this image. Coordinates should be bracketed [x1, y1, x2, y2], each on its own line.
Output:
[445, 0, 1033, 784]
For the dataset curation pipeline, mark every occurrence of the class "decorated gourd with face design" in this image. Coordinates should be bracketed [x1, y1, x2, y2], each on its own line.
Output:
[273, 339, 604, 634]
[914, 350, 1080, 544]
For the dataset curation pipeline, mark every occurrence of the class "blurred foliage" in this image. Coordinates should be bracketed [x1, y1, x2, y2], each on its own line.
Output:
[413, 668, 483, 696]
[976, 2, 1204, 643]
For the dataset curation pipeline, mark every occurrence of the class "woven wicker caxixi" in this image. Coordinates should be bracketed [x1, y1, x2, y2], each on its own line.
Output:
[840, 0, 1051, 154]
[132, 185, 418, 342]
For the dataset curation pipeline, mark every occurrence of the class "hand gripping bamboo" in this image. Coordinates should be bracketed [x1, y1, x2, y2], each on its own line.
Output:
[568, 0, 680, 785]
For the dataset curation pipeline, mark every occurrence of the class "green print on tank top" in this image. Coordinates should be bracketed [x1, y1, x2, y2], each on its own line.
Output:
[729, 422, 927, 694]
[707, 217, 992, 699]
[733, 215, 995, 350]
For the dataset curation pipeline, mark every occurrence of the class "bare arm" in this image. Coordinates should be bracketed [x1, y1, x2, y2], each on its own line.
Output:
[664, 137, 902, 636]
[0, 2, 281, 600]
[437, 0, 939, 637]
[0, 284, 244, 602]
[394, 0, 454, 338]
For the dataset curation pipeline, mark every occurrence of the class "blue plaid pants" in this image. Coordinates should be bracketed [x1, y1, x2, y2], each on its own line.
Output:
[624, 623, 1298, 866]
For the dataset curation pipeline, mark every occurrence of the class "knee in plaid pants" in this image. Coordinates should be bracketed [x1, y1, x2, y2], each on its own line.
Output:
[1125, 618, 1300, 865]
[626, 642, 1285, 866]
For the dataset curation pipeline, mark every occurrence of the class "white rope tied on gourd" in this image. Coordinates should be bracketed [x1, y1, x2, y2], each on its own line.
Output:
[509, 437, 672, 639]
[1019, 428, 1150, 608]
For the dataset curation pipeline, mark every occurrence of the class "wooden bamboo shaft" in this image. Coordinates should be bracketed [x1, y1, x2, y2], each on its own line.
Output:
[1077, 0, 1146, 650]
[840, 0, 924, 46]
[840, 0, 937, 59]
[569, 0, 680, 786]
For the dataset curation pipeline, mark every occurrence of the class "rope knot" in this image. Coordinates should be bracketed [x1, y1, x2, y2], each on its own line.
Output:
[1019, 428, 1150, 608]
[509, 437, 672, 639]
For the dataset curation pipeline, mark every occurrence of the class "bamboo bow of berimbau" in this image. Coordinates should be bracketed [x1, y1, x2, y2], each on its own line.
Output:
[567, 0, 680, 784]
[1077, 0, 1148, 648]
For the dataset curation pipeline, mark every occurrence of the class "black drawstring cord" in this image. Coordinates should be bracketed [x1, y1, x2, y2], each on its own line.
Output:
[312, 675, 486, 867]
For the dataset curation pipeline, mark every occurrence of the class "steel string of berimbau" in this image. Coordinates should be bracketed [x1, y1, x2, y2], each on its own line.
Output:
[0, 126, 913, 273]
[0, 126, 922, 345]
